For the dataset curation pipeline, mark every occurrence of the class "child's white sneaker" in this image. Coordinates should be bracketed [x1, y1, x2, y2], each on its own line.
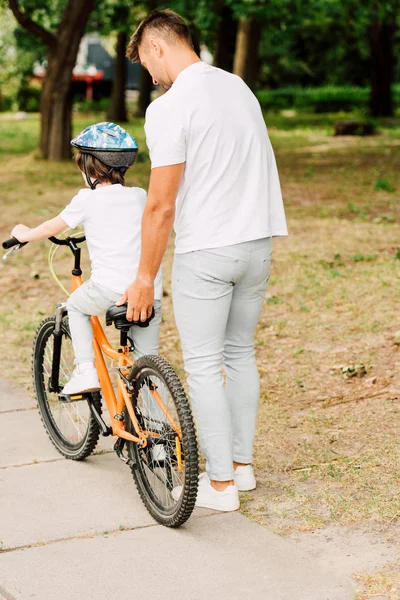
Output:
[172, 472, 239, 512]
[151, 445, 167, 463]
[234, 465, 256, 491]
[62, 364, 100, 395]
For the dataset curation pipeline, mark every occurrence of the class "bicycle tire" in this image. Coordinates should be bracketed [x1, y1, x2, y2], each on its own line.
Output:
[32, 316, 101, 460]
[125, 355, 199, 527]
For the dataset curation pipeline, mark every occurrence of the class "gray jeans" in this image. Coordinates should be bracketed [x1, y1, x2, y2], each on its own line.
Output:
[66, 280, 161, 365]
[172, 237, 272, 481]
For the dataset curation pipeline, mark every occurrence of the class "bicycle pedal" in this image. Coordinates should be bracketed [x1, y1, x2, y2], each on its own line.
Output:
[114, 438, 133, 466]
[59, 392, 90, 403]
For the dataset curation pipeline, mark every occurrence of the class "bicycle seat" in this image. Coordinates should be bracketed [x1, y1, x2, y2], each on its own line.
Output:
[105, 303, 155, 330]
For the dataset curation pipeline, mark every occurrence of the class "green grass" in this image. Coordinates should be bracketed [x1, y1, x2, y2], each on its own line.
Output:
[0, 113, 148, 158]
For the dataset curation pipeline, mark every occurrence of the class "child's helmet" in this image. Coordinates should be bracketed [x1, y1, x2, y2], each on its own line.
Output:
[71, 122, 139, 189]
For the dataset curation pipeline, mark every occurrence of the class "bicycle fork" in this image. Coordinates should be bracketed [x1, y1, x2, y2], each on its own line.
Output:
[49, 303, 68, 393]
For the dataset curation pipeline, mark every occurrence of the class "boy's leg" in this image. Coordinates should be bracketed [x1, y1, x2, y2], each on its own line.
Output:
[66, 281, 120, 365]
[129, 299, 162, 359]
[129, 300, 163, 425]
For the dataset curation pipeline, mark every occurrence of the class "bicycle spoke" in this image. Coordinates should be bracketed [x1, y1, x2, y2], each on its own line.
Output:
[134, 372, 186, 507]
[41, 326, 90, 444]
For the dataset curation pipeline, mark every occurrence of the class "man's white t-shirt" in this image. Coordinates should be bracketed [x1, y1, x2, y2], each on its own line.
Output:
[60, 184, 163, 298]
[144, 61, 288, 254]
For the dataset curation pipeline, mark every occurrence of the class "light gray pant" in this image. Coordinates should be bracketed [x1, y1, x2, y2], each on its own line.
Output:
[172, 237, 272, 481]
[66, 280, 161, 365]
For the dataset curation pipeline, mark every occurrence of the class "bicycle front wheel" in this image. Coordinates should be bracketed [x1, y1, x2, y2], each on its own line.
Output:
[125, 355, 199, 527]
[32, 316, 101, 460]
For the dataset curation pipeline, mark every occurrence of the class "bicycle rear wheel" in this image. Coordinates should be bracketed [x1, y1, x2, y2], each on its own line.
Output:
[32, 316, 101, 460]
[125, 355, 198, 527]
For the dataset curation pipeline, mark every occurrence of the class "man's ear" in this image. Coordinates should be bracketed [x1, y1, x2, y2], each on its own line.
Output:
[149, 38, 162, 58]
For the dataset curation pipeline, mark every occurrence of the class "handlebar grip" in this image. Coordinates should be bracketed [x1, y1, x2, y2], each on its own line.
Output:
[2, 237, 25, 250]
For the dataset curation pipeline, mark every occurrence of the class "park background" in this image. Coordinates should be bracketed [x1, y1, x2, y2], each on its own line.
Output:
[0, 1, 399, 597]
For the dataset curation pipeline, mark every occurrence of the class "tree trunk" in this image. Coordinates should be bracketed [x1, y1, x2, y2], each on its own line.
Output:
[136, 66, 153, 118]
[214, 3, 237, 72]
[233, 16, 261, 91]
[41, 0, 95, 159]
[189, 23, 201, 58]
[369, 18, 396, 117]
[9, 0, 95, 160]
[134, 0, 158, 117]
[107, 30, 128, 123]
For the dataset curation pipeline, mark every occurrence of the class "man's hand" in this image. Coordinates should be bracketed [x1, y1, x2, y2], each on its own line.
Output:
[11, 224, 31, 243]
[117, 276, 154, 322]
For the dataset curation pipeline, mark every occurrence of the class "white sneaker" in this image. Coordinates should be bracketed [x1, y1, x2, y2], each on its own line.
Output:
[234, 465, 256, 491]
[62, 365, 100, 395]
[172, 473, 239, 512]
[151, 445, 166, 462]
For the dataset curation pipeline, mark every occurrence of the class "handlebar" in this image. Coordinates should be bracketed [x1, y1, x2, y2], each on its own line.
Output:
[48, 235, 86, 246]
[2, 237, 26, 250]
[2, 234, 86, 251]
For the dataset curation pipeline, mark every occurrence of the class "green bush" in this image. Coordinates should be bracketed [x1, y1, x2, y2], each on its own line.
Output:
[0, 94, 15, 111]
[16, 87, 41, 112]
[256, 85, 400, 113]
[73, 98, 110, 113]
[374, 178, 396, 193]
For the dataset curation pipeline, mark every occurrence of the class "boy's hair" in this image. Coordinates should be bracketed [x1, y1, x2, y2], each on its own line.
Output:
[75, 152, 125, 186]
[127, 9, 192, 63]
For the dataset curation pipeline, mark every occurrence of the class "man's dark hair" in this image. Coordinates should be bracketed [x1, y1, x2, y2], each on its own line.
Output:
[75, 152, 125, 186]
[127, 9, 193, 63]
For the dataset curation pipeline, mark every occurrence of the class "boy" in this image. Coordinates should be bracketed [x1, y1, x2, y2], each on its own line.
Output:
[11, 121, 162, 395]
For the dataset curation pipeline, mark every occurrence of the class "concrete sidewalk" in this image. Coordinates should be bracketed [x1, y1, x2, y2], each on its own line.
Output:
[0, 380, 357, 600]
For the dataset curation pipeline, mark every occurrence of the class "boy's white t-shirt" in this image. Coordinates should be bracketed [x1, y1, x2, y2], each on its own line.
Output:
[60, 184, 163, 299]
[144, 61, 288, 254]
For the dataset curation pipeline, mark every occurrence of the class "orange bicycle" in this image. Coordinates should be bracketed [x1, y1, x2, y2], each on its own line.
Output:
[2, 234, 199, 527]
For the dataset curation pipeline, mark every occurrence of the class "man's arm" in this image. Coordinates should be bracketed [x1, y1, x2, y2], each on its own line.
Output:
[11, 216, 68, 243]
[118, 162, 185, 322]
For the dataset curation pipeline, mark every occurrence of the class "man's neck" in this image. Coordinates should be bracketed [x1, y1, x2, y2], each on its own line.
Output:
[169, 52, 202, 83]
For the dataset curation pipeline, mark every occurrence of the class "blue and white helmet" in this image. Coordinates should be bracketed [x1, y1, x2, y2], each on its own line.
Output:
[71, 122, 138, 169]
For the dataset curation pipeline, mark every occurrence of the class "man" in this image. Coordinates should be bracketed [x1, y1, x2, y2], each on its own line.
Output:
[121, 9, 287, 512]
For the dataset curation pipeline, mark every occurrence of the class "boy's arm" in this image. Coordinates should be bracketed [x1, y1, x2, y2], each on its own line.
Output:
[117, 163, 184, 322]
[11, 216, 68, 243]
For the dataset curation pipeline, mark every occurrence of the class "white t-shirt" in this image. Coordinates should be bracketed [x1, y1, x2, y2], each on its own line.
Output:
[60, 184, 163, 298]
[145, 62, 288, 254]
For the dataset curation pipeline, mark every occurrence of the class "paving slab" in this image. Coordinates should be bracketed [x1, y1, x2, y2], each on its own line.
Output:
[0, 453, 212, 549]
[0, 410, 61, 467]
[0, 409, 113, 468]
[0, 512, 356, 600]
[0, 381, 36, 413]
[0, 454, 156, 548]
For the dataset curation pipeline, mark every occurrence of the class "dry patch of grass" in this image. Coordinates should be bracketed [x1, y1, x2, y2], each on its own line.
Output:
[242, 130, 400, 540]
[355, 560, 400, 599]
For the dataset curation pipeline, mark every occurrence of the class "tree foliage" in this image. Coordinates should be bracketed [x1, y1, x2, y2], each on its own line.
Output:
[2, 0, 400, 122]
